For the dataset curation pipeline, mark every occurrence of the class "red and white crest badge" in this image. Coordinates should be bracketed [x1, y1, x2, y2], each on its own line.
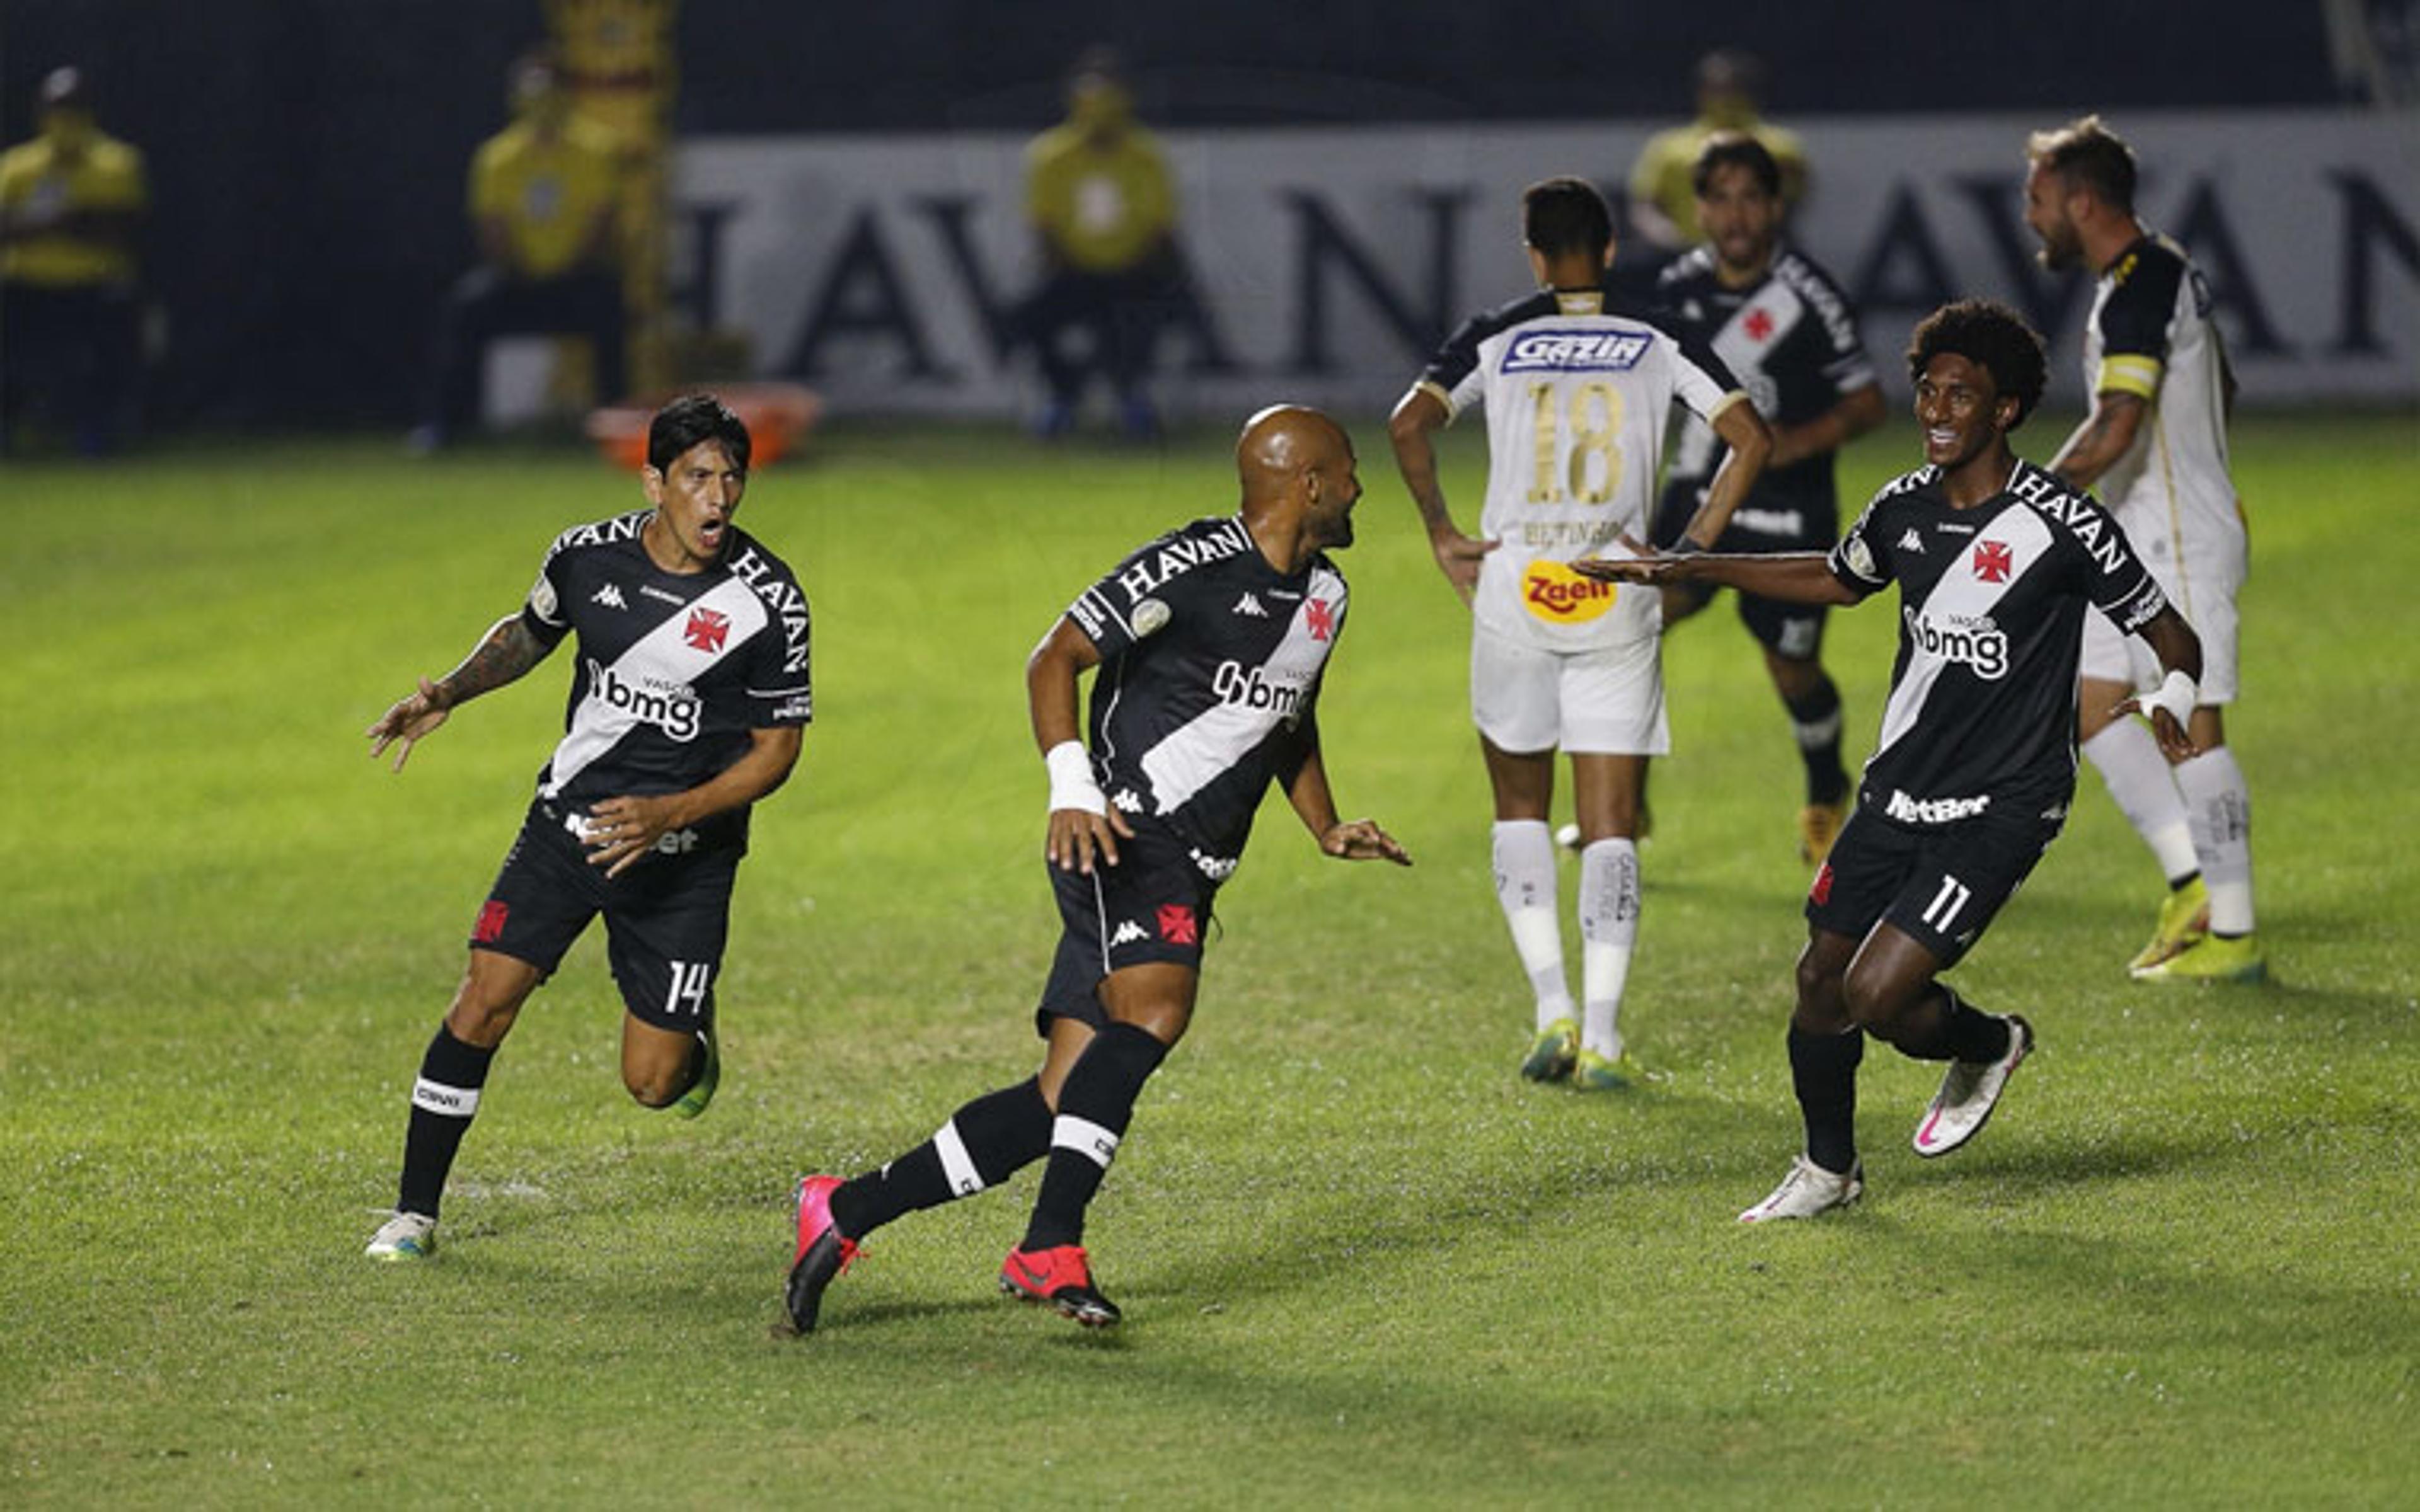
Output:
[1972, 541, 2014, 583]
[684, 607, 730, 653]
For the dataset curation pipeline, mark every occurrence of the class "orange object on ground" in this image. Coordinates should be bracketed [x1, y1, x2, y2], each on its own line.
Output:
[586, 382, 821, 469]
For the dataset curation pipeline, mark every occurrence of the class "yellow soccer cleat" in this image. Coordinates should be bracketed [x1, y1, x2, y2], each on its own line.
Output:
[2127, 876, 2211, 977]
[1797, 799, 1850, 864]
[2135, 931, 2266, 984]
[1570, 1047, 1640, 1092]
[1521, 1017, 1579, 1082]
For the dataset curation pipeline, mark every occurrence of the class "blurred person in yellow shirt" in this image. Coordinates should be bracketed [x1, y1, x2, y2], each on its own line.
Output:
[1018, 48, 1187, 440]
[0, 66, 147, 455]
[415, 53, 625, 451]
[1627, 50, 1808, 255]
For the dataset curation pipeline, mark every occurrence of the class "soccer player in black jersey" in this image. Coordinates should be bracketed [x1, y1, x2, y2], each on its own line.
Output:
[1580, 301, 2203, 1220]
[783, 406, 1409, 1332]
[362, 394, 810, 1261]
[1650, 135, 1886, 862]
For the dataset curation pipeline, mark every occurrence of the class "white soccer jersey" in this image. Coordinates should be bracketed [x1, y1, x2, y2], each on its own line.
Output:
[1419, 288, 1744, 651]
[2083, 233, 2245, 608]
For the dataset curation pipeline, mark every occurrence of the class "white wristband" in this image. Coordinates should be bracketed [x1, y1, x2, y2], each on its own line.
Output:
[1044, 740, 1106, 816]
[2145, 668, 2198, 728]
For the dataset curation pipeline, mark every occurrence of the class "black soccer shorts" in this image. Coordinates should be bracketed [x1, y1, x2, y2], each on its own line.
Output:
[1032, 818, 1219, 1036]
[1651, 481, 1835, 663]
[469, 798, 742, 1031]
[1804, 801, 2063, 968]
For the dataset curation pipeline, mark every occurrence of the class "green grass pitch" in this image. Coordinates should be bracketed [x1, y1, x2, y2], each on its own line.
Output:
[3, 411, 2415, 1505]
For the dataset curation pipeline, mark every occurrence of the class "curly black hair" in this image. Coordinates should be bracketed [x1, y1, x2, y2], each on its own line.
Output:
[1906, 299, 2049, 429]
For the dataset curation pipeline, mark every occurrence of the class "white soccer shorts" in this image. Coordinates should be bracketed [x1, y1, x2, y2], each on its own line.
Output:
[1470, 620, 1669, 755]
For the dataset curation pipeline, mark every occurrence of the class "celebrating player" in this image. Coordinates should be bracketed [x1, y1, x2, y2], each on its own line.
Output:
[2025, 115, 2263, 982]
[1388, 176, 1769, 1089]
[1577, 299, 2202, 1220]
[362, 393, 810, 1262]
[1650, 134, 1886, 862]
[783, 405, 1407, 1334]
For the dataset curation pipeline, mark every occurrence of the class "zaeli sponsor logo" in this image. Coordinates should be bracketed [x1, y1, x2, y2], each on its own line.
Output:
[1523, 559, 1617, 624]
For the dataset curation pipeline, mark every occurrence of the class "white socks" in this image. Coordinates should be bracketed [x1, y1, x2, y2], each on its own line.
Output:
[2082, 720, 2199, 885]
[1578, 839, 1640, 1061]
[1492, 820, 1573, 1030]
[2175, 747, 2256, 935]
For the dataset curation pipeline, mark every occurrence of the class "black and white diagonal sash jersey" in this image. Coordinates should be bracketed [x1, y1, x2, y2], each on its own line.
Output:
[1063, 515, 1346, 876]
[519, 510, 812, 829]
[1829, 461, 2167, 826]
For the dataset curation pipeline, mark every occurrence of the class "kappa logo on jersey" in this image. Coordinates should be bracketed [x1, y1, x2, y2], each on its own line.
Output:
[1502, 329, 1651, 373]
[1903, 609, 2010, 680]
[473, 900, 510, 943]
[1523, 559, 1617, 624]
[1156, 903, 1199, 946]
[684, 606, 730, 653]
[1233, 593, 1268, 618]
[591, 583, 626, 610]
[1898, 529, 1925, 554]
[1973, 541, 2014, 583]
[1304, 597, 1335, 641]
[1112, 788, 1143, 815]
[1110, 920, 1149, 947]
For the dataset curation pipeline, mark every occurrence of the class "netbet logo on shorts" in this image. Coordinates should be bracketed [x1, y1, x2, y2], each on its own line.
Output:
[1501, 329, 1650, 373]
[585, 660, 703, 740]
[1901, 607, 2009, 679]
[1523, 559, 1617, 624]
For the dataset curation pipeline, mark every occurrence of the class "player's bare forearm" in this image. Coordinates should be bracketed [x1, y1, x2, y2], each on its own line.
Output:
[2049, 392, 2146, 490]
[366, 613, 551, 771]
[1282, 731, 1411, 866]
[1577, 549, 1856, 605]
[1770, 384, 1886, 469]
[584, 726, 802, 876]
[1027, 617, 1100, 753]
[437, 614, 551, 709]
[1678, 399, 1774, 546]
[1387, 387, 1457, 535]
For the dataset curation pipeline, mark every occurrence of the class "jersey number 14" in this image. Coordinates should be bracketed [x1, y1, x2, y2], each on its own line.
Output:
[1526, 379, 1626, 505]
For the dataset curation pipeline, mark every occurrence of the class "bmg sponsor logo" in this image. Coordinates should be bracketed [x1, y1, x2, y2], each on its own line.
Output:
[585, 660, 702, 740]
[1523, 559, 1616, 624]
[1502, 329, 1650, 373]
[1213, 660, 1305, 717]
[1902, 608, 2008, 679]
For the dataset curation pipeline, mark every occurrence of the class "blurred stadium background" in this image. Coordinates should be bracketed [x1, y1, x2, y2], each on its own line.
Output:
[3, 0, 2412, 434]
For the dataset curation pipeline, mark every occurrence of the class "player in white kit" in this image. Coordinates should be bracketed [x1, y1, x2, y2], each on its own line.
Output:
[2025, 116, 2263, 983]
[1390, 176, 1770, 1087]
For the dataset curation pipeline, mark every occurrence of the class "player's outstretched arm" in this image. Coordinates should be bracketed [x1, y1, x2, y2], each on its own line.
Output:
[366, 613, 553, 772]
[1574, 549, 1859, 606]
[2110, 604, 2205, 763]
[1027, 616, 1132, 874]
[1277, 716, 1412, 866]
[1673, 396, 1775, 547]
[1770, 383, 1887, 469]
[1386, 385, 1497, 605]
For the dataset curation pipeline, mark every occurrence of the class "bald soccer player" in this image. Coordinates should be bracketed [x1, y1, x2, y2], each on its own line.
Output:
[783, 405, 1410, 1334]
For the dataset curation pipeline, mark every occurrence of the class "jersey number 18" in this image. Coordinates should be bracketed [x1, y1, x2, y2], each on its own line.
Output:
[1525, 379, 1625, 506]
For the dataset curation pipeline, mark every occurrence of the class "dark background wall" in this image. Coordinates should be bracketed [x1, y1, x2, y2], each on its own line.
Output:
[0, 1, 2345, 427]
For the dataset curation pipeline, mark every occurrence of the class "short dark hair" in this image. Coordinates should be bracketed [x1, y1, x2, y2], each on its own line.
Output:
[1692, 132, 1781, 200]
[2026, 114, 2136, 215]
[1906, 299, 2048, 428]
[1522, 176, 1613, 260]
[648, 392, 752, 474]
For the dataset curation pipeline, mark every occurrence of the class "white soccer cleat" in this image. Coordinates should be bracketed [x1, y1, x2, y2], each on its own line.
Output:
[1737, 1155, 1864, 1223]
[365, 1210, 437, 1262]
[1912, 1014, 2034, 1158]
